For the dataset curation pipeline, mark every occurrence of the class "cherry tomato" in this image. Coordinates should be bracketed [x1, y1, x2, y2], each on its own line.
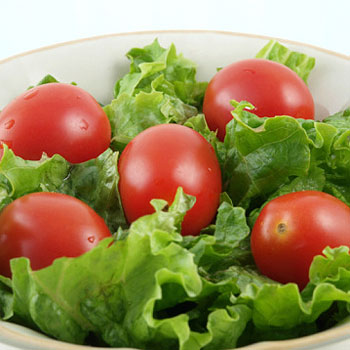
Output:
[251, 191, 350, 290]
[0, 83, 111, 163]
[0, 192, 111, 277]
[118, 124, 222, 236]
[203, 58, 315, 141]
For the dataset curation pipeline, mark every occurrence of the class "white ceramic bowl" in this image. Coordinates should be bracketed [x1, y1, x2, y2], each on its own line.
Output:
[0, 30, 349, 350]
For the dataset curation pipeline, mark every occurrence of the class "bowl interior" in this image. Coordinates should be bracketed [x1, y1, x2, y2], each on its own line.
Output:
[0, 31, 349, 117]
[0, 30, 349, 350]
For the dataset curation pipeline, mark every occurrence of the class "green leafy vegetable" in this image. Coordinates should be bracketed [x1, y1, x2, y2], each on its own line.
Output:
[182, 201, 253, 273]
[0, 39, 350, 350]
[220, 101, 311, 208]
[256, 40, 315, 83]
[34, 74, 60, 85]
[0, 146, 124, 233]
[114, 39, 207, 107]
[59, 148, 126, 232]
[323, 108, 350, 131]
[3, 187, 349, 349]
[0, 276, 13, 320]
[27, 74, 77, 89]
[216, 101, 350, 216]
[0, 146, 70, 210]
[104, 39, 207, 150]
[6, 189, 250, 349]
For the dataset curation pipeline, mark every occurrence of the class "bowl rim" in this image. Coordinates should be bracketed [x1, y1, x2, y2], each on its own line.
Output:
[0, 29, 349, 350]
[0, 29, 348, 66]
[0, 319, 349, 350]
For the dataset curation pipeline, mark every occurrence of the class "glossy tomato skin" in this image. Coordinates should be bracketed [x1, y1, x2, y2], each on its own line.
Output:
[251, 191, 350, 290]
[118, 124, 222, 236]
[203, 58, 315, 141]
[0, 192, 111, 277]
[0, 83, 111, 163]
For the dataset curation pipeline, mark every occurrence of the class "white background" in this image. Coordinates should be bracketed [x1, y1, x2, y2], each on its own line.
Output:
[0, 0, 349, 60]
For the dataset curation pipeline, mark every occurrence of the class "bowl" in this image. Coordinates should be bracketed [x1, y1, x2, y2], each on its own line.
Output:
[0, 30, 349, 350]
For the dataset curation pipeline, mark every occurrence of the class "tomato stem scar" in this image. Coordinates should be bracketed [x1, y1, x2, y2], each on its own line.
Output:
[277, 222, 287, 234]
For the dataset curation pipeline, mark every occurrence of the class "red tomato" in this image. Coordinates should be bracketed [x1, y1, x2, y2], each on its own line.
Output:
[0, 192, 111, 277]
[118, 124, 222, 236]
[0, 83, 111, 163]
[251, 191, 350, 290]
[203, 59, 315, 141]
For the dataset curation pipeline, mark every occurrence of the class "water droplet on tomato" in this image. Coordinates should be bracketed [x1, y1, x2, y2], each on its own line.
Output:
[4, 120, 15, 129]
[88, 236, 95, 243]
[23, 89, 39, 100]
[79, 119, 89, 131]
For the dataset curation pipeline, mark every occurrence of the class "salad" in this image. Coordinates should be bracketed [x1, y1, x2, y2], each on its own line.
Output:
[0, 38, 349, 350]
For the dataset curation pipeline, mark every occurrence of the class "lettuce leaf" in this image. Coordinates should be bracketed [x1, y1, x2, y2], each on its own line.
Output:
[0, 146, 70, 209]
[219, 102, 311, 208]
[235, 247, 350, 344]
[256, 40, 315, 83]
[218, 102, 350, 211]
[59, 148, 126, 232]
[1, 40, 350, 350]
[7, 189, 251, 349]
[2, 174, 350, 349]
[0, 275, 13, 320]
[27, 74, 77, 89]
[182, 201, 253, 273]
[0, 146, 124, 233]
[114, 39, 207, 107]
[104, 39, 207, 151]
[323, 108, 350, 131]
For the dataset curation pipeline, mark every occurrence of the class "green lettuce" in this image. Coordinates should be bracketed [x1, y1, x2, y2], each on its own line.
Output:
[6, 189, 251, 349]
[256, 40, 315, 83]
[104, 39, 207, 150]
[0, 275, 13, 320]
[4, 189, 350, 349]
[182, 200, 253, 273]
[0, 146, 70, 209]
[59, 148, 126, 232]
[113, 39, 207, 107]
[236, 246, 350, 345]
[27, 74, 77, 89]
[1, 39, 350, 350]
[218, 101, 350, 215]
[323, 108, 350, 131]
[220, 101, 311, 208]
[0, 146, 124, 233]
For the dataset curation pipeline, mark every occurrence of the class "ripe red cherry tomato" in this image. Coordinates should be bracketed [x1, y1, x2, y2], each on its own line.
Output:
[0, 83, 111, 163]
[118, 124, 222, 236]
[251, 191, 350, 290]
[203, 58, 315, 141]
[0, 192, 111, 277]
